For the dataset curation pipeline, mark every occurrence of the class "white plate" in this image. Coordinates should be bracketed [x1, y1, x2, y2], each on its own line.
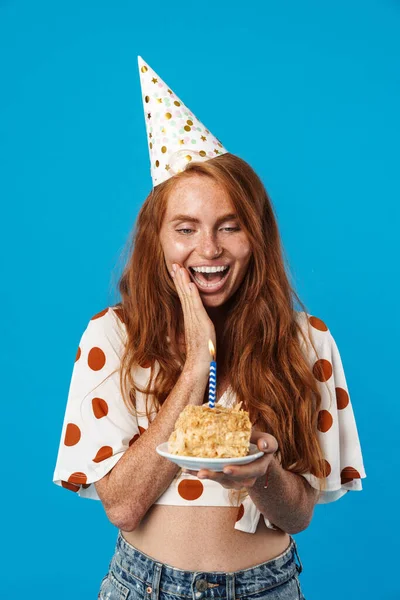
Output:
[156, 442, 264, 472]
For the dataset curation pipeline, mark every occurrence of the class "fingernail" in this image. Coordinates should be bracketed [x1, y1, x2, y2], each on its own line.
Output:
[172, 264, 177, 273]
[263, 441, 268, 449]
[224, 468, 233, 475]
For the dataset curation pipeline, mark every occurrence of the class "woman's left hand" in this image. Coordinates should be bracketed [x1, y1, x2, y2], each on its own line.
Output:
[182, 429, 279, 490]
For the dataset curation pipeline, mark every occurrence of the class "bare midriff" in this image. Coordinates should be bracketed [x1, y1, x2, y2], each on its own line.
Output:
[121, 504, 290, 572]
[121, 363, 290, 572]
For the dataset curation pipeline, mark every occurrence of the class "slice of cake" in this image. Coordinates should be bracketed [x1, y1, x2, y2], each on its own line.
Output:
[168, 402, 252, 458]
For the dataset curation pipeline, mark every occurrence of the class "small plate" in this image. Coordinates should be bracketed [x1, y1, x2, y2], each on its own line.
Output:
[156, 442, 264, 472]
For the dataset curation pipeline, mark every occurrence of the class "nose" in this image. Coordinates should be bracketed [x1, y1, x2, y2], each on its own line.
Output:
[197, 231, 221, 258]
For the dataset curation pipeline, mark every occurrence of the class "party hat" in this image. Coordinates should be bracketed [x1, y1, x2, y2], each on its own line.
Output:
[138, 56, 228, 186]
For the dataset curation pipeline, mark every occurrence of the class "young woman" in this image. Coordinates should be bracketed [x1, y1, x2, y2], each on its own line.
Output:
[53, 60, 366, 600]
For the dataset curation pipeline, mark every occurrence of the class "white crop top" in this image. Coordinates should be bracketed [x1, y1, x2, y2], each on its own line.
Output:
[53, 307, 366, 534]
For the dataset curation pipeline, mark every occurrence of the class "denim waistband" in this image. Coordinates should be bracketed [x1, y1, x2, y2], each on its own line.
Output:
[111, 532, 303, 599]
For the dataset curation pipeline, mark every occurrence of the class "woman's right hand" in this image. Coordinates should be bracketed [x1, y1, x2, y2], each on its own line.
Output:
[171, 263, 217, 376]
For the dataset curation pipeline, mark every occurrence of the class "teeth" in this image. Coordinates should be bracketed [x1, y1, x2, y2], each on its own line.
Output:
[191, 265, 229, 273]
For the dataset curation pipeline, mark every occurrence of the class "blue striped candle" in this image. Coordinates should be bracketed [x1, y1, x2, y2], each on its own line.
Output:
[208, 340, 217, 408]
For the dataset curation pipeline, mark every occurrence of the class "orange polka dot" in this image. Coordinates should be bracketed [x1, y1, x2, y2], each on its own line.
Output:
[64, 423, 81, 446]
[91, 308, 109, 320]
[322, 459, 332, 478]
[309, 316, 328, 332]
[177, 479, 204, 500]
[341, 467, 361, 484]
[93, 446, 113, 463]
[92, 397, 109, 419]
[68, 472, 87, 485]
[75, 346, 81, 362]
[129, 426, 146, 446]
[113, 307, 126, 324]
[336, 387, 349, 410]
[317, 410, 333, 433]
[61, 480, 80, 492]
[139, 359, 152, 369]
[236, 503, 245, 521]
[313, 359, 333, 382]
[88, 347, 106, 371]
[310, 459, 331, 478]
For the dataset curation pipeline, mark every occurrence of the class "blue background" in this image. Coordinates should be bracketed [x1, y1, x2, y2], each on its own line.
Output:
[1, 1, 398, 598]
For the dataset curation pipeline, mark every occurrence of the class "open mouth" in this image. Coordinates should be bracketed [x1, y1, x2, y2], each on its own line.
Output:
[188, 265, 231, 292]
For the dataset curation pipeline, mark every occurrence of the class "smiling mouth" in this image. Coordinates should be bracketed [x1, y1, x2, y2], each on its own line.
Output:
[188, 266, 231, 291]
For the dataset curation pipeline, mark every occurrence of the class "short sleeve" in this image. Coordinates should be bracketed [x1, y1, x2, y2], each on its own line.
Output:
[52, 307, 148, 499]
[297, 314, 367, 504]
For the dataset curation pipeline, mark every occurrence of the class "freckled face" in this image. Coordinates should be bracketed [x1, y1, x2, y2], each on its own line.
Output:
[159, 175, 252, 308]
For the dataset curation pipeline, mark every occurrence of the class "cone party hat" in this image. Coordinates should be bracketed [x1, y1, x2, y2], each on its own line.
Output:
[138, 56, 228, 186]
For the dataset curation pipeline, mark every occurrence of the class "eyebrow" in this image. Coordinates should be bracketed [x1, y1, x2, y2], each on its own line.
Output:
[170, 213, 238, 225]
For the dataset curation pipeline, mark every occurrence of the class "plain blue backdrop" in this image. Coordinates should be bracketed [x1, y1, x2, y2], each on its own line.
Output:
[1, 1, 399, 598]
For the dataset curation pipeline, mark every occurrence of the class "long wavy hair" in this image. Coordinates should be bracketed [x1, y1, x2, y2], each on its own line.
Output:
[117, 153, 328, 506]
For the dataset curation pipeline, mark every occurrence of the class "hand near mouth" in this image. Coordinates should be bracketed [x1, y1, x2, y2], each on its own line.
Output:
[170, 263, 217, 376]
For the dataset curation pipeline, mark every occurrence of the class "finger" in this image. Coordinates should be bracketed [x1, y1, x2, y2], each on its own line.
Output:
[223, 454, 272, 480]
[177, 266, 198, 307]
[177, 268, 209, 341]
[172, 265, 192, 316]
[199, 471, 257, 490]
[250, 431, 279, 455]
[182, 469, 218, 480]
[197, 470, 220, 480]
[181, 269, 205, 311]
[173, 265, 187, 295]
[182, 469, 198, 476]
[180, 276, 204, 342]
[172, 265, 209, 327]
[178, 267, 197, 317]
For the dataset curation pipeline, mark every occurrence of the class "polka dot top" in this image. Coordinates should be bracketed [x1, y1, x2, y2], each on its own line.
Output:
[53, 307, 366, 533]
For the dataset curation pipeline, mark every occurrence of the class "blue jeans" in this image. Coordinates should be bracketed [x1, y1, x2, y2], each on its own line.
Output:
[98, 532, 306, 600]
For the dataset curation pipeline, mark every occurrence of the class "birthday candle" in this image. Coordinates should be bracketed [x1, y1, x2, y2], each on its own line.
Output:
[208, 340, 217, 408]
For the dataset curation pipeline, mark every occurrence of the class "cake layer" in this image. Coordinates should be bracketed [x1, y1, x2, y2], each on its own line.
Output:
[168, 403, 252, 458]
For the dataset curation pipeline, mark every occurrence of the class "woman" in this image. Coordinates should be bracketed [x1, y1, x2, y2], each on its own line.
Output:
[53, 59, 366, 599]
